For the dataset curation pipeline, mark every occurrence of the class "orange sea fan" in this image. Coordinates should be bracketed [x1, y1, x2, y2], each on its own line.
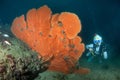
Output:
[11, 5, 87, 74]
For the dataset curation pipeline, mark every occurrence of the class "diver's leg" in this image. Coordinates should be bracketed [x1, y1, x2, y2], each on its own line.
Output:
[87, 55, 94, 62]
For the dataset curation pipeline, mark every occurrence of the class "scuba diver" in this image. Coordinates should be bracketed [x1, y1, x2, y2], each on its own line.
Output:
[86, 34, 108, 63]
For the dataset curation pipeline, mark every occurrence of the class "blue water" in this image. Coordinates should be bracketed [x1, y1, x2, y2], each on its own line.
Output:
[0, 0, 120, 79]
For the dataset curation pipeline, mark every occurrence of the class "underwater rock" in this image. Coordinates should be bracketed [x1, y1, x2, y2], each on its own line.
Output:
[0, 38, 50, 80]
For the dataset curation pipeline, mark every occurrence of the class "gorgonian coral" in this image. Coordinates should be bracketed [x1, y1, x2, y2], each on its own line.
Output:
[11, 5, 88, 74]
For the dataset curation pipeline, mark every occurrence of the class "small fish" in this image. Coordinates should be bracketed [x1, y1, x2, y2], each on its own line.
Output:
[2, 34, 9, 38]
[4, 40, 11, 46]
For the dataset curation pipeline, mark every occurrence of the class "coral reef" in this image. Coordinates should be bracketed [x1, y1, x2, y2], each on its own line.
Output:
[11, 5, 89, 74]
[0, 38, 50, 80]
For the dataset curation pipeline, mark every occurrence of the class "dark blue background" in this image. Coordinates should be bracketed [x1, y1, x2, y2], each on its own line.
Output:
[0, 0, 120, 56]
